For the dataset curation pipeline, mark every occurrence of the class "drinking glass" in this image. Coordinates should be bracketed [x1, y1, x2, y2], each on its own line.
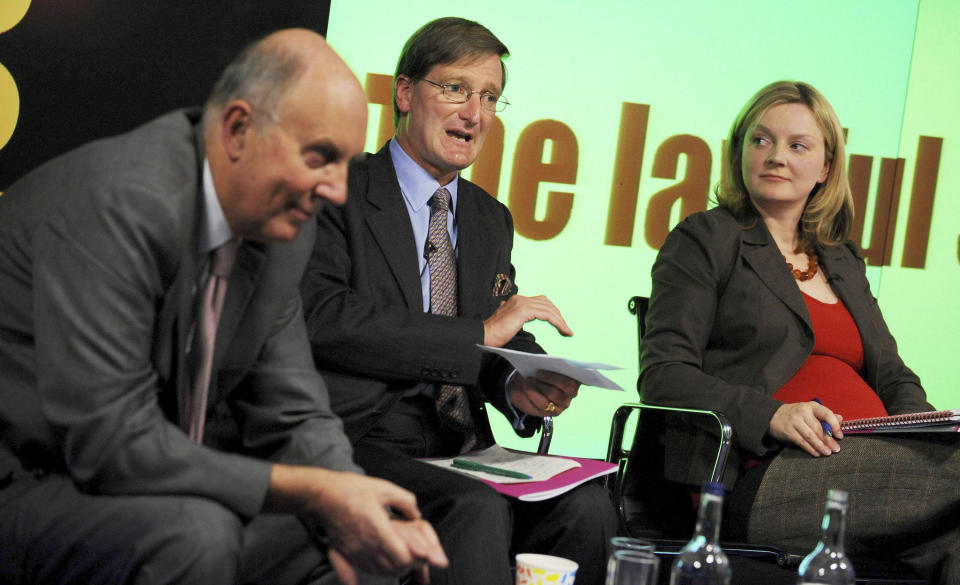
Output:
[610, 536, 656, 553]
[605, 550, 659, 585]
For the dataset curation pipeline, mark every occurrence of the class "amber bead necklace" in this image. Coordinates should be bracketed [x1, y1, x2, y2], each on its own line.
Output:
[786, 252, 819, 281]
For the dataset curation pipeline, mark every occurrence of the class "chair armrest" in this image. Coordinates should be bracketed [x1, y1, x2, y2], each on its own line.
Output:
[537, 416, 553, 454]
[606, 402, 733, 483]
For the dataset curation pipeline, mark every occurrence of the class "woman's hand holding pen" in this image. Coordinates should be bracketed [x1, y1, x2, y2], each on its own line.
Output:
[769, 401, 844, 457]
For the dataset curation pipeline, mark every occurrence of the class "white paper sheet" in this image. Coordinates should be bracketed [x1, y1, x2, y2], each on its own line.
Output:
[478, 345, 624, 390]
[424, 444, 580, 484]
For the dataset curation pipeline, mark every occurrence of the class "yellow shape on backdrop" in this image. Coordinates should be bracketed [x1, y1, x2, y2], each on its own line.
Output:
[0, 0, 28, 162]
[0, 0, 30, 34]
[0, 62, 18, 150]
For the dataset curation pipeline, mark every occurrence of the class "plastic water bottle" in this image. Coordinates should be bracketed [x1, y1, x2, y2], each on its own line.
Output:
[669, 481, 732, 585]
[797, 489, 855, 584]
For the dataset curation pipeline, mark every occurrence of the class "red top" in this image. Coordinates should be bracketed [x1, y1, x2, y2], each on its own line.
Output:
[772, 292, 888, 419]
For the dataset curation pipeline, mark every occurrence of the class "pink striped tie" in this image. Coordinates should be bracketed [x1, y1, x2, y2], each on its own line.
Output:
[187, 239, 238, 443]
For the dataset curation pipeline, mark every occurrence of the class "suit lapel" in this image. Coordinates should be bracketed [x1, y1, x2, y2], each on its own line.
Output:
[153, 255, 195, 423]
[364, 147, 423, 309]
[819, 244, 880, 359]
[157, 118, 206, 425]
[214, 241, 265, 370]
[196, 240, 265, 414]
[740, 222, 812, 333]
[455, 180, 498, 317]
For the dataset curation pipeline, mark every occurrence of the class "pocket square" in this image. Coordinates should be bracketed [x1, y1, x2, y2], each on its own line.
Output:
[492, 273, 515, 296]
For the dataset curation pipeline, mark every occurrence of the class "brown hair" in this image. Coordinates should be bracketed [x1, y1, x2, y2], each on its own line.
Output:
[392, 17, 509, 127]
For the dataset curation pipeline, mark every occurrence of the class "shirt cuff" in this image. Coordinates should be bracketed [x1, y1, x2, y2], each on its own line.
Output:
[504, 369, 529, 432]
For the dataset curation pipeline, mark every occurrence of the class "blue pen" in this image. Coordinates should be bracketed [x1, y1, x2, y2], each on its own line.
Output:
[812, 398, 833, 438]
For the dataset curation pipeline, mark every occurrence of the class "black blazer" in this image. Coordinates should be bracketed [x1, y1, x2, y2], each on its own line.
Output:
[301, 144, 542, 444]
[639, 207, 931, 485]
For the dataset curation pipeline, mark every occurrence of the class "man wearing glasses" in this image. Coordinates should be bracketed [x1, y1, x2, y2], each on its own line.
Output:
[300, 16, 615, 585]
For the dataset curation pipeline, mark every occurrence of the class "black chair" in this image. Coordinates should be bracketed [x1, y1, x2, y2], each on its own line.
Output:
[606, 295, 927, 585]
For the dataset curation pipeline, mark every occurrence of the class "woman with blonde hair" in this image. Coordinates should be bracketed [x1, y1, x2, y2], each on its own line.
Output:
[640, 80, 958, 583]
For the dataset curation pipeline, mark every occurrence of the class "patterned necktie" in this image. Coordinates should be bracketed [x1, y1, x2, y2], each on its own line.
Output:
[187, 239, 239, 443]
[426, 188, 478, 453]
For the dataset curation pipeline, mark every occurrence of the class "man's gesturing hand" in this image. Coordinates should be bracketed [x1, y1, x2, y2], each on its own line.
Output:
[483, 295, 573, 347]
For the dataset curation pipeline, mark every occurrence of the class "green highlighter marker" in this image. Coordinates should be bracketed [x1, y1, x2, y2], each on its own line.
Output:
[451, 459, 533, 480]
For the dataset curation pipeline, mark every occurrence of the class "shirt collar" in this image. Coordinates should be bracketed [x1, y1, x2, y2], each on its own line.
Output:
[389, 138, 458, 213]
[200, 158, 236, 254]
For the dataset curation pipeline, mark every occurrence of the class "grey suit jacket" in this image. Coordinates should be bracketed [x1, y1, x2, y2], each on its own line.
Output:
[639, 207, 931, 486]
[300, 144, 542, 444]
[0, 109, 359, 519]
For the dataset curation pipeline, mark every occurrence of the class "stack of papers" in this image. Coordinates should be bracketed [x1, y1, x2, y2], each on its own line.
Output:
[420, 347, 623, 500]
[424, 445, 618, 502]
[426, 444, 580, 483]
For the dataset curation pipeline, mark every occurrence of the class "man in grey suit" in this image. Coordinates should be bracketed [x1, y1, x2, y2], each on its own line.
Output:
[300, 17, 616, 585]
[0, 29, 446, 585]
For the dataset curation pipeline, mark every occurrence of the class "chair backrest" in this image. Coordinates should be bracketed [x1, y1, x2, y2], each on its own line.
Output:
[627, 295, 649, 366]
[624, 295, 734, 483]
[614, 295, 734, 538]
[609, 403, 735, 535]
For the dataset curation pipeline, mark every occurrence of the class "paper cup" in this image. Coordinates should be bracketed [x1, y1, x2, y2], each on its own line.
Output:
[515, 553, 578, 585]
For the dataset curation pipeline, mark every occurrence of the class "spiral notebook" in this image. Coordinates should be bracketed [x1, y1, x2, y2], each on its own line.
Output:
[841, 409, 960, 434]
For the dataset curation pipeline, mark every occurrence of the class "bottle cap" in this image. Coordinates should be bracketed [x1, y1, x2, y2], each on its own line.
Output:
[826, 489, 849, 504]
[702, 481, 724, 496]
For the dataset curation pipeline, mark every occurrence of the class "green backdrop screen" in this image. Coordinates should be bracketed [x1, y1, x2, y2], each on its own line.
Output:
[331, 0, 960, 457]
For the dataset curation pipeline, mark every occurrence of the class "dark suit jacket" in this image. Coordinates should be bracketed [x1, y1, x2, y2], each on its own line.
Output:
[639, 207, 932, 486]
[0, 109, 359, 519]
[300, 144, 542, 445]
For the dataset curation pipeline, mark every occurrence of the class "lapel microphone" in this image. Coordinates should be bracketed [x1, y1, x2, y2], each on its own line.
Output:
[423, 240, 437, 260]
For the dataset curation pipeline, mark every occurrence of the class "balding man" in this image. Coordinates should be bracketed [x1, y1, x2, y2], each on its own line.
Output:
[0, 29, 446, 585]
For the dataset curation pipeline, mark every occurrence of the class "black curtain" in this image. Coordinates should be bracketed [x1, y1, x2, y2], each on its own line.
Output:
[0, 0, 332, 188]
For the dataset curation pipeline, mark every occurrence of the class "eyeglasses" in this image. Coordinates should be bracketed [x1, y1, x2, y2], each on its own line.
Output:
[418, 78, 509, 113]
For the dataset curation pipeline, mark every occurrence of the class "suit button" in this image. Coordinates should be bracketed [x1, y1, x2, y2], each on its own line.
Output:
[421, 367, 431, 376]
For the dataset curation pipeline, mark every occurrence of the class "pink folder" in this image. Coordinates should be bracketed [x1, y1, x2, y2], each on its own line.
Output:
[476, 455, 618, 502]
